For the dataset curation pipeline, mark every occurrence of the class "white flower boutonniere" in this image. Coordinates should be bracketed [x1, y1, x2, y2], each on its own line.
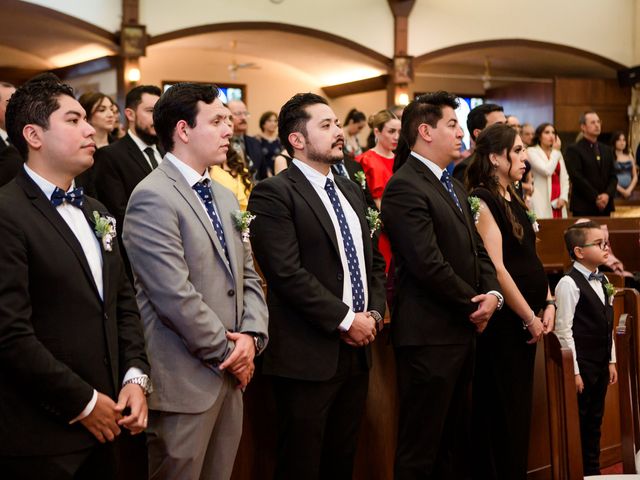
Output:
[526, 210, 539, 233]
[232, 210, 256, 242]
[353, 171, 367, 190]
[366, 208, 382, 238]
[604, 282, 616, 305]
[92, 211, 116, 252]
[468, 196, 481, 224]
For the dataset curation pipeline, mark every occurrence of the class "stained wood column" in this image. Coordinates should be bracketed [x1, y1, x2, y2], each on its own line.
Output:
[387, 0, 415, 107]
[116, 0, 146, 106]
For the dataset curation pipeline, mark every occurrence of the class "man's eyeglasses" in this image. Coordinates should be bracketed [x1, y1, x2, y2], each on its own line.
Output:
[579, 240, 609, 250]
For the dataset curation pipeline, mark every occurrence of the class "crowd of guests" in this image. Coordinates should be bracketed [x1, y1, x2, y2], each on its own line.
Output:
[0, 71, 636, 480]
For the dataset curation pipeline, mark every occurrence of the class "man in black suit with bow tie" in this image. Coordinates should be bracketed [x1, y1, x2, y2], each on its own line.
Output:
[382, 91, 502, 479]
[0, 74, 149, 480]
[92, 85, 162, 281]
[0, 81, 23, 186]
[248, 93, 386, 480]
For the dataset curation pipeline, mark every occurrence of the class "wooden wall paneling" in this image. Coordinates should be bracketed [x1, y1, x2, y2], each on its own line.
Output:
[485, 82, 554, 128]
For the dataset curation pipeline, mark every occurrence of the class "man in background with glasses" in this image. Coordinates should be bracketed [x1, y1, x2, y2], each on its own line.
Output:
[228, 99, 268, 180]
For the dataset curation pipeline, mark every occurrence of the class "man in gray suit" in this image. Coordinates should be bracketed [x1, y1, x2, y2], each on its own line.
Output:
[123, 82, 268, 480]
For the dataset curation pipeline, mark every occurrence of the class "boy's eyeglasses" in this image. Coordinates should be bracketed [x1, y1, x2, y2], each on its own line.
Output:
[580, 240, 609, 250]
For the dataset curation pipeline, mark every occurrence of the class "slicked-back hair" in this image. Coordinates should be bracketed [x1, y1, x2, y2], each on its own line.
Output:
[467, 103, 504, 141]
[5, 73, 75, 159]
[153, 82, 220, 153]
[125, 84, 161, 110]
[564, 220, 601, 260]
[278, 92, 328, 157]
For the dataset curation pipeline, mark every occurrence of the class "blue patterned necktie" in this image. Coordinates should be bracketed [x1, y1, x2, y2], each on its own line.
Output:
[324, 178, 365, 313]
[589, 272, 605, 282]
[440, 169, 462, 212]
[333, 162, 349, 178]
[51, 186, 84, 208]
[192, 179, 230, 263]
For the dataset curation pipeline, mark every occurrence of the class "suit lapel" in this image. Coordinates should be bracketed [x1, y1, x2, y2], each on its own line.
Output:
[160, 162, 234, 278]
[81, 201, 110, 304]
[124, 134, 153, 176]
[16, 171, 102, 301]
[287, 164, 341, 256]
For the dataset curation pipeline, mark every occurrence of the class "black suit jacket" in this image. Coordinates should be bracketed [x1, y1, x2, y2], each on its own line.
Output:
[248, 163, 387, 381]
[92, 134, 159, 280]
[244, 134, 268, 180]
[0, 169, 148, 456]
[564, 138, 617, 216]
[381, 154, 500, 346]
[0, 142, 23, 187]
[341, 157, 377, 210]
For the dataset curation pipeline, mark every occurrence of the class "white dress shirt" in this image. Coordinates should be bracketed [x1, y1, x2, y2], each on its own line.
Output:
[128, 129, 162, 169]
[24, 164, 144, 423]
[554, 261, 616, 375]
[293, 159, 368, 331]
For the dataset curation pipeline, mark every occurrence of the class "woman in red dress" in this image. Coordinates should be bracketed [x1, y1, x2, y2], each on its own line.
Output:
[356, 109, 400, 272]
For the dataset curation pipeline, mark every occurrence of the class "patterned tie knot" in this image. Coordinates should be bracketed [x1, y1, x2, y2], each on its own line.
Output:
[324, 177, 335, 192]
[193, 179, 212, 200]
[51, 186, 84, 208]
[589, 272, 605, 282]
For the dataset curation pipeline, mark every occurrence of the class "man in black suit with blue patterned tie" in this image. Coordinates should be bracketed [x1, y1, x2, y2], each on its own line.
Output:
[248, 93, 386, 480]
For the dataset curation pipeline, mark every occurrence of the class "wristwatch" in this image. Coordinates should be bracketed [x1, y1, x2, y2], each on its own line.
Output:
[251, 334, 265, 355]
[368, 310, 384, 332]
[123, 376, 153, 396]
[545, 299, 557, 309]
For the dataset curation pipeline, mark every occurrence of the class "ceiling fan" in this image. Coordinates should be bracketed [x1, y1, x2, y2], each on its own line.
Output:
[227, 40, 261, 80]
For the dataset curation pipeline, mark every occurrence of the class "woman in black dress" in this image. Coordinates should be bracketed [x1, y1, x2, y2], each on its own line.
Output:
[466, 123, 556, 480]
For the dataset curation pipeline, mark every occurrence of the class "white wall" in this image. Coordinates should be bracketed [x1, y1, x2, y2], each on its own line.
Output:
[65, 69, 118, 100]
[22, 0, 121, 33]
[409, 0, 635, 67]
[140, 0, 395, 58]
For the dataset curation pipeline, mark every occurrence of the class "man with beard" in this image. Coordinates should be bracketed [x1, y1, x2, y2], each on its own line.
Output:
[93, 85, 162, 283]
[228, 99, 268, 180]
[248, 93, 386, 480]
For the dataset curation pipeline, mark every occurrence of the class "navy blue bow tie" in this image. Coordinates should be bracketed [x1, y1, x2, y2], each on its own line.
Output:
[588, 272, 605, 282]
[50, 186, 84, 208]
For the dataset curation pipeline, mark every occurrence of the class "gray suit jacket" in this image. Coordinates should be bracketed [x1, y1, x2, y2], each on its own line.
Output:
[123, 159, 268, 413]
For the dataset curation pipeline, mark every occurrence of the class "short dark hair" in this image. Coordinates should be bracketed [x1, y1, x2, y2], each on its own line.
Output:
[344, 108, 366, 125]
[259, 110, 277, 131]
[564, 220, 601, 260]
[5, 73, 75, 159]
[467, 103, 504, 141]
[153, 82, 220, 153]
[579, 110, 597, 125]
[278, 92, 328, 157]
[125, 84, 161, 110]
[78, 91, 111, 123]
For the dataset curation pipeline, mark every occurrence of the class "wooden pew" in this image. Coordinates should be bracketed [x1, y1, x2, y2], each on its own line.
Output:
[536, 217, 640, 274]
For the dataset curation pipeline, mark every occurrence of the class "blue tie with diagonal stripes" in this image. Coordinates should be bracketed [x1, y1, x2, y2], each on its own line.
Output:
[324, 178, 365, 313]
[192, 179, 230, 264]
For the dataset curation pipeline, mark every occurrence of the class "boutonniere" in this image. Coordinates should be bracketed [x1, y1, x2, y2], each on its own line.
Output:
[232, 210, 256, 242]
[92, 211, 116, 252]
[526, 210, 539, 233]
[353, 171, 367, 190]
[604, 282, 616, 305]
[468, 196, 481, 224]
[366, 207, 382, 238]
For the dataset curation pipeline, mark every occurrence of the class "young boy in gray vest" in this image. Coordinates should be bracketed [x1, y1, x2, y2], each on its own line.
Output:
[554, 220, 617, 476]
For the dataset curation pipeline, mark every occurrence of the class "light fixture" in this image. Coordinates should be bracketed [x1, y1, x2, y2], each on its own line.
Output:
[127, 67, 141, 83]
[397, 93, 410, 106]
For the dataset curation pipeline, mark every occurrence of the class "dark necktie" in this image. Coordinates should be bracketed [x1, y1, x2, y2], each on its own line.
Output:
[589, 272, 605, 282]
[192, 179, 229, 263]
[333, 162, 349, 178]
[324, 178, 365, 312]
[51, 186, 84, 208]
[144, 147, 159, 169]
[440, 169, 462, 212]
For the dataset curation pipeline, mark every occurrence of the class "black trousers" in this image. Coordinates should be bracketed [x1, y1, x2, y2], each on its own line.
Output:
[0, 443, 116, 480]
[394, 342, 475, 480]
[578, 366, 609, 476]
[272, 343, 369, 480]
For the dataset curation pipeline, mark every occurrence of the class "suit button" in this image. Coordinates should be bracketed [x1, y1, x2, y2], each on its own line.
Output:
[227, 289, 235, 297]
[103, 357, 109, 366]
[337, 273, 344, 281]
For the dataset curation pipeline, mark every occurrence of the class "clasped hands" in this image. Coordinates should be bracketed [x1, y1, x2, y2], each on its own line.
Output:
[596, 193, 609, 211]
[469, 293, 499, 333]
[80, 383, 148, 444]
[219, 331, 256, 389]
[341, 311, 377, 347]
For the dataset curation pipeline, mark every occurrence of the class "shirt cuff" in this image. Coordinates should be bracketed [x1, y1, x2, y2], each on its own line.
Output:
[69, 389, 97, 424]
[487, 290, 504, 310]
[123, 367, 146, 384]
[338, 310, 356, 332]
